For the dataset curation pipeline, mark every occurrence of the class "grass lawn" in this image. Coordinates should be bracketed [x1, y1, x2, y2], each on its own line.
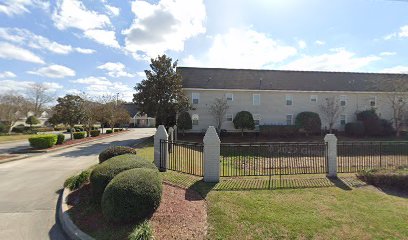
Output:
[0, 134, 36, 143]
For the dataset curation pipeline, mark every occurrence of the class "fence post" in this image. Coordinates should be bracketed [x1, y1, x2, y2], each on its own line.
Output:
[203, 126, 221, 183]
[168, 127, 174, 153]
[154, 125, 168, 171]
[324, 134, 338, 178]
[173, 125, 178, 141]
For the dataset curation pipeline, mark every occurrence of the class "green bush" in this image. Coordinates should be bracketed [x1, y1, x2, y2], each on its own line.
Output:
[56, 133, 65, 145]
[73, 131, 86, 139]
[177, 111, 192, 135]
[99, 146, 137, 163]
[295, 112, 321, 135]
[114, 129, 120, 132]
[357, 167, 408, 190]
[128, 220, 153, 240]
[28, 134, 58, 149]
[90, 130, 100, 137]
[259, 125, 299, 137]
[345, 121, 365, 137]
[101, 168, 162, 223]
[355, 110, 395, 137]
[106, 129, 113, 134]
[90, 154, 156, 202]
[0, 122, 6, 133]
[64, 169, 92, 190]
[233, 111, 255, 135]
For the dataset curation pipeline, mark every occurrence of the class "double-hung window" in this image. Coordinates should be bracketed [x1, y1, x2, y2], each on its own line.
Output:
[286, 114, 293, 125]
[192, 114, 199, 125]
[340, 95, 347, 106]
[253, 94, 260, 105]
[226, 93, 233, 101]
[192, 93, 200, 104]
[310, 95, 318, 103]
[286, 95, 293, 106]
[253, 114, 261, 126]
[369, 96, 376, 107]
[226, 113, 233, 122]
[340, 115, 346, 126]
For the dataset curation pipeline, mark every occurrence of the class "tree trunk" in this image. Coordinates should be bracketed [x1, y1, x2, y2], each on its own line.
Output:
[241, 128, 244, 136]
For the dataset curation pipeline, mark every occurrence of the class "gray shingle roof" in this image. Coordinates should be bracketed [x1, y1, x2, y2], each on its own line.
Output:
[178, 67, 408, 92]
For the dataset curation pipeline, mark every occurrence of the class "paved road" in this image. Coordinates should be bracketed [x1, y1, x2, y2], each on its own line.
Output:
[0, 128, 155, 240]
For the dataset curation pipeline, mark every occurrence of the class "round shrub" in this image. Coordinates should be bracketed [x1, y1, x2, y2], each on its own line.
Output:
[101, 168, 162, 223]
[90, 129, 100, 137]
[99, 146, 137, 163]
[0, 122, 6, 133]
[295, 112, 321, 135]
[233, 111, 255, 135]
[114, 129, 120, 133]
[345, 121, 365, 137]
[90, 154, 156, 202]
[106, 129, 113, 134]
[73, 131, 86, 139]
[28, 134, 57, 149]
[56, 133, 65, 145]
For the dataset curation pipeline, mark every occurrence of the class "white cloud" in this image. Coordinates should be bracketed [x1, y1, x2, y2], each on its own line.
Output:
[74, 47, 96, 54]
[28, 64, 76, 78]
[71, 76, 112, 85]
[0, 71, 16, 78]
[105, 4, 120, 16]
[0, 0, 49, 16]
[0, 42, 44, 64]
[181, 28, 297, 69]
[381, 65, 408, 74]
[384, 25, 408, 40]
[380, 51, 396, 56]
[315, 40, 325, 45]
[97, 62, 135, 78]
[0, 27, 95, 55]
[279, 48, 381, 72]
[84, 29, 120, 48]
[123, 0, 206, 60]
[0, 80, 62, 94]
[297, 40, 307, 49]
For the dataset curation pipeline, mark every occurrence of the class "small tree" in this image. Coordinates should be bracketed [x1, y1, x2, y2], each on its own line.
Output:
[0, 93, 31, 133]
[209, 97, 229, 133]
[233, 111, 255, 136]
[25, 116, 40, 130]
[295, 112, 321, 136]
[319, 96, 344, 133]
[177, 111, 192, 136]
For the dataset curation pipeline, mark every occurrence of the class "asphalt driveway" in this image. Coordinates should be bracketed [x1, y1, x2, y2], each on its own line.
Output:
[0, 128, 155, 240]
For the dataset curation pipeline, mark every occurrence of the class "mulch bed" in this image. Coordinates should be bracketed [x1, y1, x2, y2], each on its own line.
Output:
[66, 182, 207, 240]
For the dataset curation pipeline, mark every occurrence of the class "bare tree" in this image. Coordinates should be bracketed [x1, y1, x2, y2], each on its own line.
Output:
[319, 96, 344, 133]
[79, 93, 101, 137]
[26, 83, 54, 116]
[209, 97, 229, 133]
[0, 92, 30, 133]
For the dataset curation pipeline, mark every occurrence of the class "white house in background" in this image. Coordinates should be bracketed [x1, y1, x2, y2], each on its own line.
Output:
[178, 67, 408, 133]
[122, 103, 156, 127]
[11, 111, 50, 129]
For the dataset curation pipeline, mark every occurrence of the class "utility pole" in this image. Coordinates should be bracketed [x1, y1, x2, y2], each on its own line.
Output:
[116, 93, 119, 106]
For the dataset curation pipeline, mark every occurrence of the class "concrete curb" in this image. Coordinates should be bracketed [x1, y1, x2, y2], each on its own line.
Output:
[58, 188, 95, 240]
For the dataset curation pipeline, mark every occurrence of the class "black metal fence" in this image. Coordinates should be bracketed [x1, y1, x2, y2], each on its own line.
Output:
[220, 142, 328, 177]
[160, 140, 204, 176]
[337, 141, 408, 173]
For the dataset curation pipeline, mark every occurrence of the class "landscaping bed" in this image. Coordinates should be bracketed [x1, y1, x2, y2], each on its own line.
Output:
[357, 166, 408, 191]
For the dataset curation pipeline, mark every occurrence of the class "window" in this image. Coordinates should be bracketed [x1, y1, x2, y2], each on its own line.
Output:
[286, 95, 293, 106]
[192, 92, 199, 104]
[340, 115, 346, 126]
[286, 114, 293, 125]
[192, 114, 199, 125]
[253, 114, 261, 126]
[225, 93, 233, 101]
[253, 94, 260, 105]
[369, 97, 376, 107]
[226, 113, 233, 122]
[340, 95, 347, 106]
[310, 95, 318, 103]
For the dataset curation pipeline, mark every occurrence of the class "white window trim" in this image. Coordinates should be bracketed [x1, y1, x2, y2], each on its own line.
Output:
[192, 92, 200, 104]
[340, 95, 347, 106]
[286, 114, 293, 125]
[340, 114, 347, 125]
[286, 95, 293, 106]
[253, 114, 261, 126]
[369, 96, 377, 107]
[226, 93, 234, 101]
[310, 95, 318, 103]
[253, 94, 260, 105]
[226, 113, 233, 122]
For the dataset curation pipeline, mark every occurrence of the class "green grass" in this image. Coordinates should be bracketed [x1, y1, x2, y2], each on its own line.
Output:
[135, 137, 154, 162]
[0, 134, 36, 143]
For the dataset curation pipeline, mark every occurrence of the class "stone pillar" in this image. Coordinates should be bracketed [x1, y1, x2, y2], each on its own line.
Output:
[203, 126, 221, 183]
[324, 134, 338, 178]
[173, 125, 178, 141]
[154, 125, 168, 171]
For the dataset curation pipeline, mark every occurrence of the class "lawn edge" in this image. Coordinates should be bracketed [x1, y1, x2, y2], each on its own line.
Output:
[58, 187, 95, 240]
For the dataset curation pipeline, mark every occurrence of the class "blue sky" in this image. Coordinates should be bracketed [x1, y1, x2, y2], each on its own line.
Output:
[0, 0, 408, 101]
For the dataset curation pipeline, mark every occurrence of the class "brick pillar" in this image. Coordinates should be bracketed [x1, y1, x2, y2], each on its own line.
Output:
[154, 125, 168, 171]
[203, 126, 221, 183]
[324, 134, 338, 178]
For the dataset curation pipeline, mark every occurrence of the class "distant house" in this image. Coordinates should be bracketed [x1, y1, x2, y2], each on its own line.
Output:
[13, 110, 50, 127]
[178, 67, 408, 133]
[122, 103, 156, 127]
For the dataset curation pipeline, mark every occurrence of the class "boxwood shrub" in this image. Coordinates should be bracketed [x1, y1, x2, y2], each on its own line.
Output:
[90, 130, 100, 137]
[99, 146, 137, 163]
[345, 121, 365, 137]
[56, 133, 65, 145]
[101, 168, 162, 223]
[73, 131, 86, 139]
[28, 134, 58, 149]
[90, 154, 156, 202]
[106, 129, 113, 134]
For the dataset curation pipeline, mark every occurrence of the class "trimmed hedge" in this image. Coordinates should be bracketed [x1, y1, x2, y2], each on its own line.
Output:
[345, 121, 365, 137]
[101, 168, 162, 223]
[64, 169, 91, 191]
[357, 167, 408, 190]
[295, 112, 321, 135]
[90, 130, 100, 137]
[106, 130, 113, 134]
[99, 146, 137, 163]
[73, 131, 86, 139]
[259, 125, 299, 137]
[56, 133, 65, 145]
[28, 134, 57, 149]
[90, 154, 156, 202]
